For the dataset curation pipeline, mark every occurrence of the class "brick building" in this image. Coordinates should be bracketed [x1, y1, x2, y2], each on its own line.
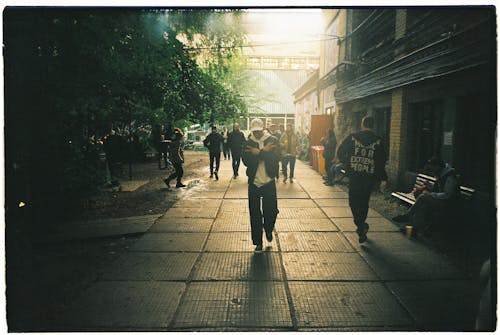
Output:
[295, 8, 495, 196]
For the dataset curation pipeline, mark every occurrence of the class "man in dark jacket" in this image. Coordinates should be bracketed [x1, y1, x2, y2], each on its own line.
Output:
[392, 156, 460, 232]
[164, 128, 186, 188]
[338, 116, 387, 243]
[242, 118, 280, 253]
[203, 126, 224, 180]
[227, 123, 246, 179]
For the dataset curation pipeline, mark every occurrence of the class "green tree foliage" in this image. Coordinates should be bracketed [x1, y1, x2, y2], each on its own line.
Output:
[4, 8, 250, 218]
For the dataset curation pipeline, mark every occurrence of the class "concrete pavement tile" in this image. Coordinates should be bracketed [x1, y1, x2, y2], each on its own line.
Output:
[277, 207, 328, 219]
[219, 199, 248, 210]
[212, 217, 251, 232]
[224, 191, 249, 199]
[103, 252, 198, 280]
[278, 232, 354, 252]
[323, 207, 381, 218]
[307, 191, 349, 199]
[131, 233, 208, 252]
[315, 198, 349, 207]
[173, 282, 292, 329]
[166, 207, 219, 218]
[387, 280, 477, 330]
[217, 211, 251, 220]
[344, 233, 465, 280]
[282, 252, 378, 280]
[191, 252, 283, 280]
[277, 199, 317, 207]
[173, 199, 222, 208]
[275, 218, 339, 232]
[205, 232, 278, 252]
[334, 217, 400, 232]
[289, 282, 413, 328]
[57, 281, 185, 330]
[189, 192, 226, 199]
[149, 219, 213, 233]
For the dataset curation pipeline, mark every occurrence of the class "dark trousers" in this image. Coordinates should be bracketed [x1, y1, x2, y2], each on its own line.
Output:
[348, 175, 375, 235]
[231, 150, 242, 176]
[248, 181, 279, 245]
[223, 143, 231, 159]
[282, 156, 296, 178]
[325, 159, 333, 182]
[209, 151, 221, 174]
[167, 161, 183, 184]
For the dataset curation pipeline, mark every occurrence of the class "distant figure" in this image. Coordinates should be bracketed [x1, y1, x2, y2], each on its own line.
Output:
[227, 123, 246, 179]
[103, 128, 125, 180]
[203, 126, 224, 180]
[222, 126, 231, 160]
[338, 116, 388, 243]
[242, 118, 280, 253]
[268, 124, 282, 179]
[392, 156, 460, 233]
[163, 127, 186, 188]
[280, 124, 300, 183]
[321, 128, 337, 186]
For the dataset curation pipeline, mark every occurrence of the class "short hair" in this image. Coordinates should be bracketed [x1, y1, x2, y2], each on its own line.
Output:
[212, 126, 217, 130]
[361, 116, 375, 129]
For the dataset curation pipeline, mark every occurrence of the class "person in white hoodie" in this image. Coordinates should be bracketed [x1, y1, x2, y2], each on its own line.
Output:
[242, 118, 280, 253]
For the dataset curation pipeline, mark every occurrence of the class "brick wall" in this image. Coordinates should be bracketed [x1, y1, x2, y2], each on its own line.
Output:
[387, 88, 408, 186]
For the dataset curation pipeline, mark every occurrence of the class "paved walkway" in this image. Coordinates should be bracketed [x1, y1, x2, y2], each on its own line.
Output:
[56, 159, 477, 331]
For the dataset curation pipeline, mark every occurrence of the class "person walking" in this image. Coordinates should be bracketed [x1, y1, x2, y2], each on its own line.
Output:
[242, 118, 280, 253]
[280, 124, 300, 183]
[321, 128, 337, 186]
[222, 126, 231, 160]
[337, 116, 387, 243]
[227, 123, 246, 179]
[163, 127, 186, 188]
[203, 126, 224, 180]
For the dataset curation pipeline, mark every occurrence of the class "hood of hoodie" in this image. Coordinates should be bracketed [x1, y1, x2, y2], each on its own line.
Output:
[248, 131, 271, 144]
[352, 130, 380, 146]
[439, 163, 455, 178]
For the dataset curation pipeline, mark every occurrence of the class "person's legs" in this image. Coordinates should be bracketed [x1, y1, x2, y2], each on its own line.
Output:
[409, 193, 442, 231]
[209, 152, 215, 176]
[325, 160, 333, 183]
[215, 152, 221, 172]
[282, 157, 289, 180]
[175, 162, 184, 185]
[248, 184, 263, 246]
[262, 182, 279, 240]
[232, 151, 241, 176]
[289, 156, 296, 179]
[348, 176, 374, 240]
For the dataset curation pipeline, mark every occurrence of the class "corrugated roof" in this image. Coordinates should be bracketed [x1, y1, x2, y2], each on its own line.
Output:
[246, 69, 310, 115]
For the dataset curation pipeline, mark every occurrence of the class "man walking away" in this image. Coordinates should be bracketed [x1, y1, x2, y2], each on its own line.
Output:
[280, 124, 300, 183]
[164, 128, 186, 188]
[203, 126, 224, 180]
[338, 116, 387, 243]
[242, 118, 280, 253]
[227, 123, 246, 179]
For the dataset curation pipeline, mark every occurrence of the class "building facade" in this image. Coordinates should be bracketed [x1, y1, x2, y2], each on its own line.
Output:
[294, 8, 495, 197]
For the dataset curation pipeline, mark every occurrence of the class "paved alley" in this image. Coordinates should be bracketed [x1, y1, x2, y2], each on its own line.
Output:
[55, 159, 477, 331]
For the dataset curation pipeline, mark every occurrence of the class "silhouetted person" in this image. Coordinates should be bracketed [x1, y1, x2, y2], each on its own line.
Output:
[164, 128, 186, 188]
[222, 126, 230, 160]
[338, 116, 387, 243]
[280, 124, 300, 183]
[227, 123, 246, 179]
[203, 126, 224, 180]
[242, 118, 280, 253]
[392, 157, 460, 233]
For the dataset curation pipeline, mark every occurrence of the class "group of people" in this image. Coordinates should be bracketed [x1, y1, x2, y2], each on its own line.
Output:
[159, 116, 460, 252]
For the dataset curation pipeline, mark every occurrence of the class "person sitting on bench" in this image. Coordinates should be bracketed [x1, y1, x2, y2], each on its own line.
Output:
[392, 157, 460, 232]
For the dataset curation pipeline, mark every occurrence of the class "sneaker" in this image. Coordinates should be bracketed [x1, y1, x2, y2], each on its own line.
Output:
[358, 233, 367, 243]
[392, 214, 410, 223]
[163, 178, 171, 188]
[290, 178, 294, 183]
[233, 175, 237, 179]
[254, 244, 263, 253]
[265, 230, 273, 242]
[176, 183, 186, 188]
[283, 177, 287, 183]
[210, 173, 213, 178]
[214, 171, 219, 180]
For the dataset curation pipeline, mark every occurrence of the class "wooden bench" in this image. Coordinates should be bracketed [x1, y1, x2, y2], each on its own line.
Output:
[391, 173, 475, 205]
